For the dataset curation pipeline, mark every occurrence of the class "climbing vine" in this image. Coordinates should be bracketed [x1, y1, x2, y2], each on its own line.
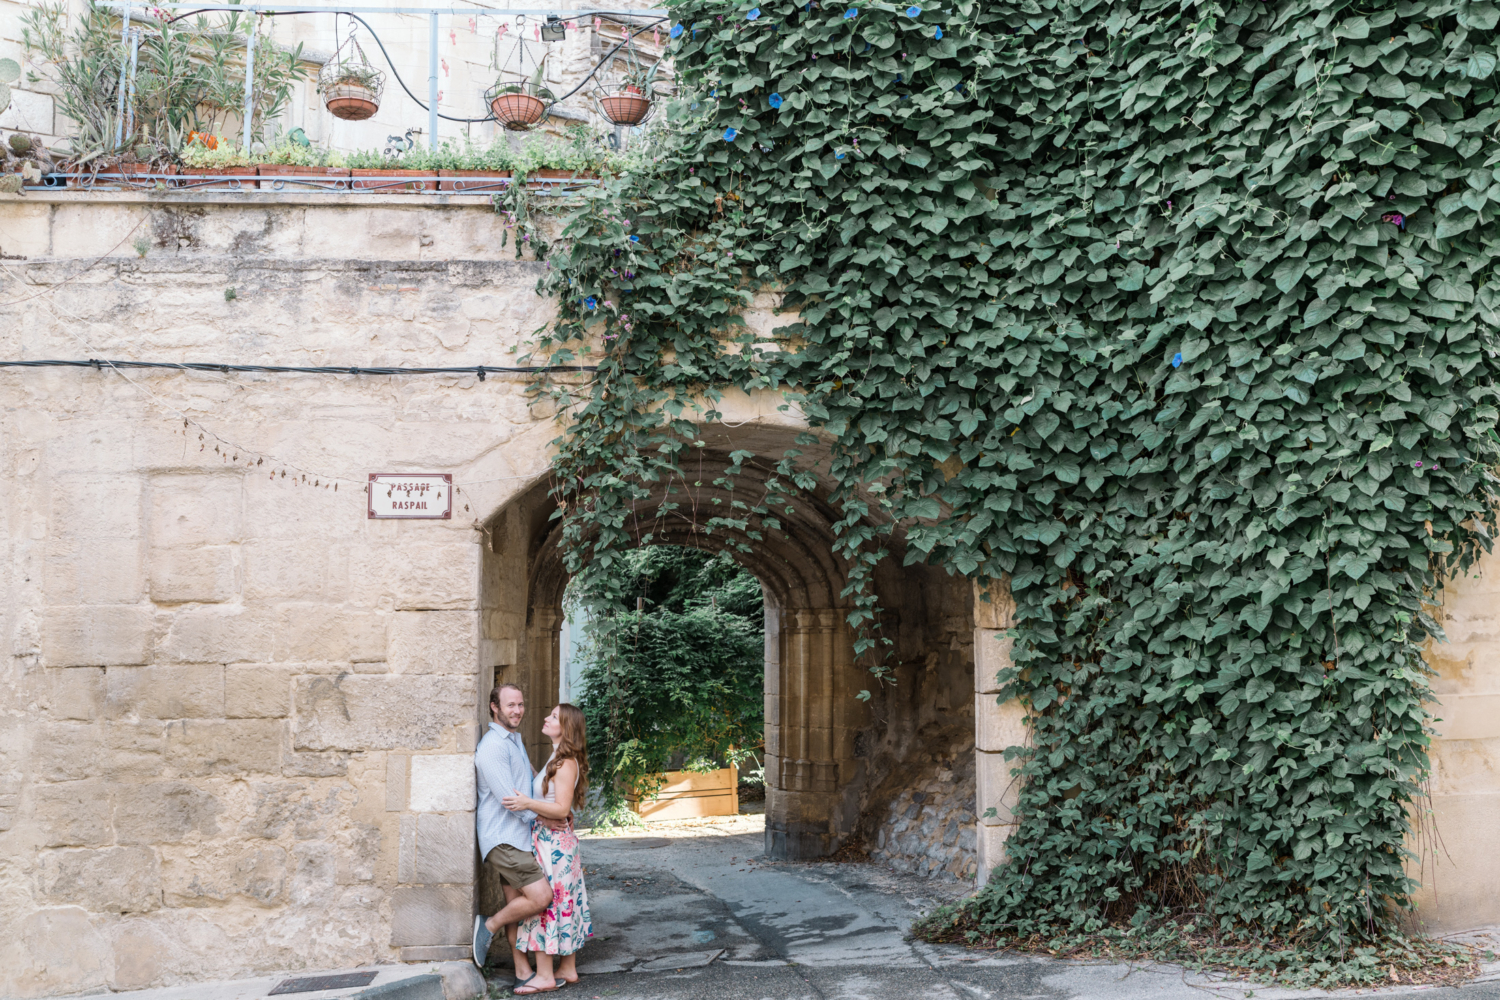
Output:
[533, 0, 1500, 953]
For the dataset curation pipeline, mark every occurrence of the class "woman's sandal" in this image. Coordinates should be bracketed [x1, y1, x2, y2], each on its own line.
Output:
[512, 974, 561, 995]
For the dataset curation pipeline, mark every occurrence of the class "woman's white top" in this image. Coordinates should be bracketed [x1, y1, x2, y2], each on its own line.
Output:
[533, 752, 558, 803]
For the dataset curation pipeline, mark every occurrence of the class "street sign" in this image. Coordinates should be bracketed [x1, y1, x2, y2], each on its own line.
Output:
[367, 473, 452, 519]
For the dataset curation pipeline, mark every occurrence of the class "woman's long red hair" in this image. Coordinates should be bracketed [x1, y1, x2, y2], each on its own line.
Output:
[542, 703, 589, 803]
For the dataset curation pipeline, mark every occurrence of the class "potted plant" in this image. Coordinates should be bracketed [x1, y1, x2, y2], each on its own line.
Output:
[434, 137, 512, 193]
[256, 136, 349, 189]
[598, 60, 660, 127]
[178, 134, 253, 189]
[517, 128, 603, 188]
[318, 62, 383, 121]
[347, 148, 436, 193]
[486, 58, 553, 131]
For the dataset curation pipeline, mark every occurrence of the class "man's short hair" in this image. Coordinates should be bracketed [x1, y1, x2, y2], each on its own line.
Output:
[490, 682, 523, 711]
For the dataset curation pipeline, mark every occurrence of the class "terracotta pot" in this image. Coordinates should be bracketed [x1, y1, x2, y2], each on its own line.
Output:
[437, 169, 512, 193]
[177, 166, 255, 190]
[349, 168, 436, 193]
[599, 94, 652, 126]
[490, 92, 547, 130]
[327, 96, 379, 121]
[256, 164, 352, 191]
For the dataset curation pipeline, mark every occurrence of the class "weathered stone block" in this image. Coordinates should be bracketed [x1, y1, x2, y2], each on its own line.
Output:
[292, 674, 473, 752]
[387, 753, 409, 811]
[154, 607, 275, 664]
[50, 476, 144, 540]
[45, 538, 146, 604]
[273, 606, 386, 663]
[10, 906, 112, 997]
[31, 722, 102, 782]
[113, 781, 221, 844]
[44, 667, 105, 721]
[43, 605, 153, 667]
[147, 472, 243, 547]
[399, 814, 417, 883]
[409, 755, 476, 812]
[226, 666, 291, 718]
[0, 775, 20, 831]
[38, 846, 161, 913]
[106, 664, 225, 719]
[972, 579, 1014, 630]
[103, 722, 164, 780]
[975, 749, 1021, 827]
[415, 812, 476, 884]
[282, 749, 349, 777]
[390, 885, 474, 946]
[165, 719, 283, 776]
[243, 541, 350, 601]
[161, 843, 287, 907]
[149, 546, 238, 604]
[972, 628, 1012, 695]
[110, 920, 171, 990]
[388, 611, 479, 675]
[34, 781, 113, 847]
[975, 823, 1017, 887]
[975, 694, 1029, 755]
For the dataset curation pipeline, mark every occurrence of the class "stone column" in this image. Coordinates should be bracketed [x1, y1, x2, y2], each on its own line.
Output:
[973, 581, 1028, 885]
[765, 608, 864, 860]
[388, 752, 479, 961]
[521, 606, 563, 770]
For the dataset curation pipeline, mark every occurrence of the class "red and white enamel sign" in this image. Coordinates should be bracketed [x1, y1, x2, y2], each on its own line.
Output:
[367, 473, 453, 519]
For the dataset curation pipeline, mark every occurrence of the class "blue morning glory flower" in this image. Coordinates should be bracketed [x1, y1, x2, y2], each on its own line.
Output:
[769, 92, 783, 108]
[906, 5, 921, 15]
[724, 127, 738, 141]
[863, 41, 871, 52]
[844, 7, 857, 18]
[629, 235, 640, 242]
[895, 73, 903, 82]
[585, 297, 597, 310]
[670, 23, 683, 37]
[746, 7, 760, 19]
[835, 151, 845, 159]
[1171, 353, 1183, 368]
[934, 25, 943, 39]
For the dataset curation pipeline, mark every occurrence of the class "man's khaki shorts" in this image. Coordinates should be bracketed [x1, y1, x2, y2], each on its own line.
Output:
[483, 844, 545, 889]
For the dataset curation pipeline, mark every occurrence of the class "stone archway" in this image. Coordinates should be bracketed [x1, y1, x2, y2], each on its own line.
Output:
[478, 440, 872, 860]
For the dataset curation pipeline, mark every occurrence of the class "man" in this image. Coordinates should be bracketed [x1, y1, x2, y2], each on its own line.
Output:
[472, 683, 553, 978]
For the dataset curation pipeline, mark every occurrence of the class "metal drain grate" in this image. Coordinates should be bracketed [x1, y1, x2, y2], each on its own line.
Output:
[268, 972, 379, 995]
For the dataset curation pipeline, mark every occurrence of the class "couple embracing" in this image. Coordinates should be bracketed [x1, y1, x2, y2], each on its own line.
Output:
[472, 683, 593, 994]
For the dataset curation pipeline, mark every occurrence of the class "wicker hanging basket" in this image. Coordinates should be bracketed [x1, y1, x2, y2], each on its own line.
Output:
[318, 21, 385, 122]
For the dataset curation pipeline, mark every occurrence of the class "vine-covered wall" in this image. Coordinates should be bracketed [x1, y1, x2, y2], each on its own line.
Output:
[539, 0, 1500, 941]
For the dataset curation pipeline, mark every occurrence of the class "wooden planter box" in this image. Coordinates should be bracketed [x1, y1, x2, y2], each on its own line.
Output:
[257, 164, 351, 191]
[626, 767, 738, 822]
[438, 169, 511, 193]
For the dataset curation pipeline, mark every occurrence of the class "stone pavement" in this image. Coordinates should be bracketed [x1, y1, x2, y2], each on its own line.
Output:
[482, 815, 1500, 1000]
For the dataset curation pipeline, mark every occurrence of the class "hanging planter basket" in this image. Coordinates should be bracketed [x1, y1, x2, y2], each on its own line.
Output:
[596, 86, 654, 127]
[486, 85, 553, 131]
[318, 22, 385, 122]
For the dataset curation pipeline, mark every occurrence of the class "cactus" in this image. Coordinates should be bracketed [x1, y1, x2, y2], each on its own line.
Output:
[0, 58, 19, 116]
[9, 133, 31, 155]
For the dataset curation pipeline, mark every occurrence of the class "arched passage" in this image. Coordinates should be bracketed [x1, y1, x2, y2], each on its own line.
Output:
[476, 422, 981, 865]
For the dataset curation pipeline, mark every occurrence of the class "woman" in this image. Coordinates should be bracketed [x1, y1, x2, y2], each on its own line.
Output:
[501, 703, 593, 994]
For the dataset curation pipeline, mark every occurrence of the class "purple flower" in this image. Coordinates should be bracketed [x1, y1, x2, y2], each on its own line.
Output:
[1382, 212, 1406, 230]
[1415, 460, 1423, 468]
[1171, 353, 1183, 368]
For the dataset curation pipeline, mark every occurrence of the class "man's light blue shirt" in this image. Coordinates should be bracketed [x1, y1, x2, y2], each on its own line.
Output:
[475, 722, 536, 859]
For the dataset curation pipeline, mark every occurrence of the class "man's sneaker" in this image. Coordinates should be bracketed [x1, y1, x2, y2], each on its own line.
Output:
[472, 914, 493, 968]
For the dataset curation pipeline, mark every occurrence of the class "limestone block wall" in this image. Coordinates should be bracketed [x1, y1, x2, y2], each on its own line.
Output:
[0, 192, 566, 996]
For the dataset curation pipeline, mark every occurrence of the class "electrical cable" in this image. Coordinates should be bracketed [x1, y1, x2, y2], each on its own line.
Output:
[161, 7, 669, 123]
[0, 359, 596, 376]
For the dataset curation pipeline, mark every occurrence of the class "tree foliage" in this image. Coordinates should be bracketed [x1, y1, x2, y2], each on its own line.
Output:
[535, 0, 1500, 945]
[574, 548, 765, 809]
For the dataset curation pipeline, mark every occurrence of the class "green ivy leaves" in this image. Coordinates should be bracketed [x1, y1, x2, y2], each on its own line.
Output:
[536, 0, 1500, 946]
